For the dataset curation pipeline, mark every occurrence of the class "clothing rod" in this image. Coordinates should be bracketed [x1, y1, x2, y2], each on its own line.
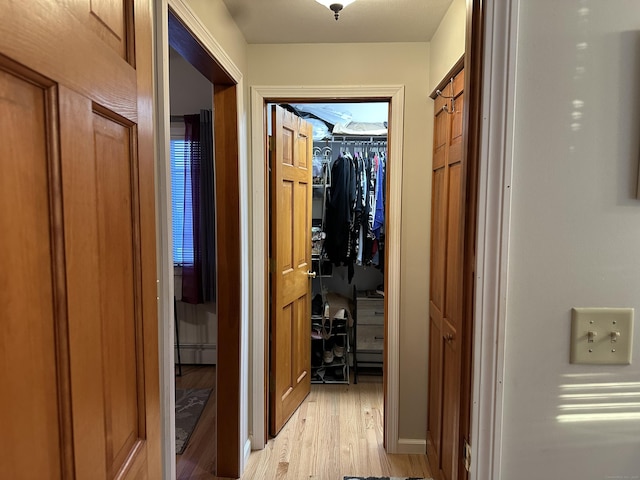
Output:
[317, 137, 387, 144]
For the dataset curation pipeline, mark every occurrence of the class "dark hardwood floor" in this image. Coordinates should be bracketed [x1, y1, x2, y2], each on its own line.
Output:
[175, 365, 217, 480]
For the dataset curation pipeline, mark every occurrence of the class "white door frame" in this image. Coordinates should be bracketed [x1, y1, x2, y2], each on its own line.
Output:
[152, 1, 176, 478]
[250, 85, 405, 453]
[154, 0, 248, 478]
[469, 0, 519, 478]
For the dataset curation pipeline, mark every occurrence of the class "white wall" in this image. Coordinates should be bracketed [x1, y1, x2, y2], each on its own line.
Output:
[429, 0, 466, 92]
[249, 42, 432, 441]
[169, 48, 213, 115]
[183, 0, 248, 75]
[501, 1, 640, 478]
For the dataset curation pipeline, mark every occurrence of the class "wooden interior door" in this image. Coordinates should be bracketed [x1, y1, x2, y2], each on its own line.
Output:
[427, 68, 465, 480]
[0, 1, 160, 479]
[269, 105, 313, 436]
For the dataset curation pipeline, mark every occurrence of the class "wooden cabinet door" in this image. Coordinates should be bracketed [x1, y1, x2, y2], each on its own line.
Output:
[0, 1, 160, 479]
[427, 68, 465, 480]
[269, 105, 313, 436]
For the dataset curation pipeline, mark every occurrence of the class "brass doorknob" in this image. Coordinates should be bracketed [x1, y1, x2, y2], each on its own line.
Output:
[445, 333, 454, 342]
[306, 270, 317, 279]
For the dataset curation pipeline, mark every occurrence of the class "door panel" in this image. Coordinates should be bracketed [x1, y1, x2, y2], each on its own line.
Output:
[430, 168, 447, 313]
[0, 0, 159, 478]
[428, 128, 447, 466]
[440, 320, 459, 480]
[93, 111, 142, 476]
[0, 66, 63, 480]
[280, 180, 294, 270]
[433, 83, 451, 171]
[0, 1, 137, 119]
[67, 0, 134, 62]
[293, 294, 310, 383]
[427, 314, 443, 464]
[270, 106, 313, 436]
[295, 181, 309, 266]
[427, 67, 465, 480]
[445, 163, 462, 324]
[61, 88, 109, 480]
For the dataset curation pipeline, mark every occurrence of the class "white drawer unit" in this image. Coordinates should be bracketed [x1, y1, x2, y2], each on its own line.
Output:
[357, 303, 385, 325]
[355, 291, 384, 379]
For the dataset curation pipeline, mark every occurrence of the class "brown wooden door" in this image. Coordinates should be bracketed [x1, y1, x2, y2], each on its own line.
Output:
[427, 68, 465, 480]
[0, 1, 160, 479]
[269, 105, 313, 436]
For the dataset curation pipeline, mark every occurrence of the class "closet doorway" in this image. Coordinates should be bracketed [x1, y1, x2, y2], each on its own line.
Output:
[267, 102, 390, 436]
[250, 87, 406, 451]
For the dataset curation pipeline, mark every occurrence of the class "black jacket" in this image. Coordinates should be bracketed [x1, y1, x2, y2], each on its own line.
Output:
[324, 153, 355, 266]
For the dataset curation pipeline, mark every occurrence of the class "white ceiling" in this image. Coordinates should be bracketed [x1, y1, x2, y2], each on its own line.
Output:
[221, 0, 454, 44]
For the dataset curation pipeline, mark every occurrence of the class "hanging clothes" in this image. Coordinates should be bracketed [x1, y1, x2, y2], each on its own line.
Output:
[352, 152, 368, 267]
[323, 140, 387, 280]
[324, 152, 356, 278]
[361, 152, 378, 265]
[372, 150, 386, 271]
[373, 152, 385, 238]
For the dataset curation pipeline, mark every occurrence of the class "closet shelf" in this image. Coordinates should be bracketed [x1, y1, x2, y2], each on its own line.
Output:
[311, 357, 347, 368]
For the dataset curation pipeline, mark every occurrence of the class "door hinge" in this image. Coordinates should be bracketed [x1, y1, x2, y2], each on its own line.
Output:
[269, 135, 275, 152]
[269, 257, 275, 273]
[463, 439, 471, 472]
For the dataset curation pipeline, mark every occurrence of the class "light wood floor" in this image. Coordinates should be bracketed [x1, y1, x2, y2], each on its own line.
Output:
[175, 367, 432, 480]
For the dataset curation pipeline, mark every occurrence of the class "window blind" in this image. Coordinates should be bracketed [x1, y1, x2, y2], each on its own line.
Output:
[170, 123, 194, 265]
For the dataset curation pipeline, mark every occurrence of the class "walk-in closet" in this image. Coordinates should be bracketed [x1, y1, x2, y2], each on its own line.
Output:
[269, 101, 389, 388]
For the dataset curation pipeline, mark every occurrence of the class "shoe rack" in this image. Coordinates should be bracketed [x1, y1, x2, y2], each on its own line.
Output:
[311, 310, 351, 384]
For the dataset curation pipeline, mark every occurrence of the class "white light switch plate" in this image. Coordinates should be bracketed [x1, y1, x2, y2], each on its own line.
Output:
[570, 308, 634, 365]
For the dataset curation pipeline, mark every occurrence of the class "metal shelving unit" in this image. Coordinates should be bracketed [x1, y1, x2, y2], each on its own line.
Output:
[311, 314, 351, 384]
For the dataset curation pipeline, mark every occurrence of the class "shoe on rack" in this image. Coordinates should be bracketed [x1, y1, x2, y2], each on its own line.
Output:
[332, 318, 347, 334]
[323, 349, 334, 364]
[333, 335, 345, 358]
[312, 345, 323, 367]
[312, 294, 323, 316]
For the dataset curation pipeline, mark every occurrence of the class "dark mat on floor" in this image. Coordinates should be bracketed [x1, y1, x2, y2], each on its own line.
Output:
[175, 388, 212, 454]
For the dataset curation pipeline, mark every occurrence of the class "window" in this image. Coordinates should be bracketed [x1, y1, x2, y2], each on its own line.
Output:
[170, 123, 194, 265]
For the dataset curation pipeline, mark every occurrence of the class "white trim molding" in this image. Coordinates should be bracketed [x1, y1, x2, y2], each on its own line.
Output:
[471, 0, 519, 479]
[249, 84, 405, 454]
[167, 0, 242, 82]
[153, 2, 176, 479]
[243, 438, 252, 471]
[397, 438, 427, 455]
[175, 343, 217, 364]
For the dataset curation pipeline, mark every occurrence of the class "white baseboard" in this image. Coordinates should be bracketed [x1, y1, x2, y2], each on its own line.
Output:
[175, 343, 217, 364]
[242, 438, 252, 472]
[397, 438, 427, 455]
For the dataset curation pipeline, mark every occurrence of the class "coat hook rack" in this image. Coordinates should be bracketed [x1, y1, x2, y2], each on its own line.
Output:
[435, 89, 454, 99]
[436, 78, 457, 115]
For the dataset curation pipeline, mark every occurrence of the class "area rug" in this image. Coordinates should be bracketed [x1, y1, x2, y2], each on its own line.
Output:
[175, 388, 212, 454]
[344, 477, 428, 480]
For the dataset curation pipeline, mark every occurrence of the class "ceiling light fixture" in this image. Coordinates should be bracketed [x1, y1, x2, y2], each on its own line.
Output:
[314, 0, 357, 21]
